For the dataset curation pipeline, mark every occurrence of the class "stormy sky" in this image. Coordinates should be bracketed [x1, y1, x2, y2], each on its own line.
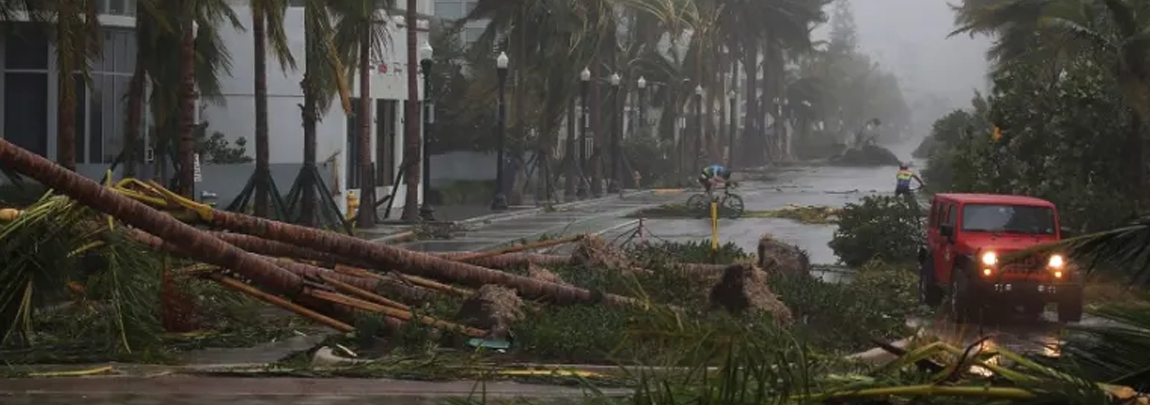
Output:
[814, 0, 992, 126]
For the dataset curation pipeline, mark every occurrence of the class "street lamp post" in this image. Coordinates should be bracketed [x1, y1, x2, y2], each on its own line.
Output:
[694, 85, 703, 171]
[576, 67, 590, 199]
[491, 52, 510, 211]
[608, 73, 621, 193]
[419, 42, 435, 220]
[727, 90, 736, 168]
[636, 76, 646, 138]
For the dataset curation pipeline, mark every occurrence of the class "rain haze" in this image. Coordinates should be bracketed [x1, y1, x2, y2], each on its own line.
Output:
[815, 0, 992, 140]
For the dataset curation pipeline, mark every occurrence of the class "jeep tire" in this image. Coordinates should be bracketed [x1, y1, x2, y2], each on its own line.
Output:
[918, 254, 943, 306]
[1058, 287, 1084, 323]
[949, 273, 974, 323]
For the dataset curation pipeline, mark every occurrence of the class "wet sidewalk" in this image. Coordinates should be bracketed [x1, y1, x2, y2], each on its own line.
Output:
[0, 376, 626, 405]
[397, 190, 689, 253]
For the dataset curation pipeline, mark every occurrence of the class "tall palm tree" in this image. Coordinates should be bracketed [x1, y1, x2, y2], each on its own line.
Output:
[400, 0, 420, 220]
[951, 0, 1150, 202]
[248, 0, 297, 217]
[47, 0, 102, 172]
[332, 0, 391, 227]
[297, 0, 351, 226]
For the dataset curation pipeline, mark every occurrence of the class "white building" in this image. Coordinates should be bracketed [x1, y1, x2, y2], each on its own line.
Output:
[0, 0, 432, 216]
[432, 0, 485, 45]
[205, 1, 431, 214]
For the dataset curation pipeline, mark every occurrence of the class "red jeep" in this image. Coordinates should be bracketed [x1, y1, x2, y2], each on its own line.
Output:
[917, 193, 1083, 323]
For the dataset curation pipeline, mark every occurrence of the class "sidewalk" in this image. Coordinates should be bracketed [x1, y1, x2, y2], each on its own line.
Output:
[0, 376, 627, 405]
[395, 190, 687, 253]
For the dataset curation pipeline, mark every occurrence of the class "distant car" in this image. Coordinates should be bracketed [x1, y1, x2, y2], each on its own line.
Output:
[917, 193, 1083, 323]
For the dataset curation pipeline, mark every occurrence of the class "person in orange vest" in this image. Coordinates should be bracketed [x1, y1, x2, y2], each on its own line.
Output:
[895, 162, 924, 197]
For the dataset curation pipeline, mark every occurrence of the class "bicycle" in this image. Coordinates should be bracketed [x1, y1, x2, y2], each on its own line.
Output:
[687, 181, 745, 219]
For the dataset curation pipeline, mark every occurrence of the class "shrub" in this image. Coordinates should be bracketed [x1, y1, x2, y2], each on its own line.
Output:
[829, 195, 924, 267]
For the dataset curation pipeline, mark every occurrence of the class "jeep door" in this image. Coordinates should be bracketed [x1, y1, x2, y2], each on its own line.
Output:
[932, 202, 958, 283]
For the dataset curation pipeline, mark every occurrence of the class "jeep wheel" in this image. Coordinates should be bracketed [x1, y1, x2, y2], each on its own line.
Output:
[949, 275, 974, 323]
[919, 255, 942, 306]
[1058, 289, 1084, 323]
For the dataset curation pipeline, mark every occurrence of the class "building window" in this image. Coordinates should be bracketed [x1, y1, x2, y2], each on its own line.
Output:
[464, 26, 484, 44]
[97, 0, 136, 16]
[375, 99, 396, 186]
[3, 73, 49, 156]
[5, 27, 48, 70]
[434, 1, 463, 19]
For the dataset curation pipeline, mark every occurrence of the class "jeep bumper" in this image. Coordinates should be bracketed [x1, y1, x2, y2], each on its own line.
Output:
[971, 279, 1082, 304]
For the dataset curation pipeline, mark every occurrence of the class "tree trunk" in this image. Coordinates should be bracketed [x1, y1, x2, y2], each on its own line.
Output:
[56, 19, 76, 172]
[177, 20, 197, 197]
[508, 18, 527, 206]
[590, 63, 603, 197]
[0, 139, 304, 295]
[125, 58, 145, 178]
[301, 70, 319, 226]
[354, 28, 376, 228]
[193, 207, 638, 307]
[253, 10, 271, 217]
[399, 0, 421, 221]
[564, 99, 577, 199]
[742, 46, 761, 166]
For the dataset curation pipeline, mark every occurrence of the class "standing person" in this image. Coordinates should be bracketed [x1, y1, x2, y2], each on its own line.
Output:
[895, 162, 925, 197]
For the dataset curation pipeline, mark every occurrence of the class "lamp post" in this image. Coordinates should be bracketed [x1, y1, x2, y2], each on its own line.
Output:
[491, 52, 510, 211]
[576, 67, 590, 199]
[727, 90, 736, 168]
[636, 76, 646, 137]
[418, 42, 435, 220]
[608, 73, 621, 193]
[694, 85, 703, 170]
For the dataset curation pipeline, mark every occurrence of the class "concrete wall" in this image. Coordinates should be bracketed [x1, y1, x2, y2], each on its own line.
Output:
[201, 6, 429, 212]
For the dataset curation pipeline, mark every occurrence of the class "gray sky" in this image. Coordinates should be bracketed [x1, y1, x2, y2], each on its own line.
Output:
[814, 0, 992, 111]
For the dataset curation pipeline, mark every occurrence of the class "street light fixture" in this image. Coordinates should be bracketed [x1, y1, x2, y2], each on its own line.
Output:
[608, 73, 621, 193]
[418, 41, 435, 220]
[491, 52, 510, 210]
[636, 76, 646, 139]
[576, 67, 591, 198]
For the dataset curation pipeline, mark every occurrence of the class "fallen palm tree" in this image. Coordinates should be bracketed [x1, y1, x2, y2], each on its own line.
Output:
[112, 181, 639, 307]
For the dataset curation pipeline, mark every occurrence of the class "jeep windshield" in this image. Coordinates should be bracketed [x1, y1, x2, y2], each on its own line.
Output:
[961, 204, 1056, 235]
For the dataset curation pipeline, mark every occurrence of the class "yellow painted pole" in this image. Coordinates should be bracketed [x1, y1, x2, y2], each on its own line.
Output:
[710, 201, 719, 251]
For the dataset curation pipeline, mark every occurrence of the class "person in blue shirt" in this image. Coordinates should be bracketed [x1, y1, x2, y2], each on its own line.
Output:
[698, 164, 732, 195]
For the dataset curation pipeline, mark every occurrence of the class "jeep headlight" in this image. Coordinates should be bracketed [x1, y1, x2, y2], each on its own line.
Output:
[981, 251, 998, 266]
[1048, 254, 1065, 269]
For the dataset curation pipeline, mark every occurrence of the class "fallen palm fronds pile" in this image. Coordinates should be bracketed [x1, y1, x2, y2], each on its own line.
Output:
[743, 204, 842, 224]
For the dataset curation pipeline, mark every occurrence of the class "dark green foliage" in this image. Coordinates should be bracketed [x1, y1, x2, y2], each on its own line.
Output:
[622, 131, 677, 188]
[195, 130, 253, 164]
[829, 196, 924, 267]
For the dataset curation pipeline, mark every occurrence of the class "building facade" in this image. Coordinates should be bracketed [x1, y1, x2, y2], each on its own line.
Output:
[0, 0, 430, 215]
[0, 1, 139, 181]
[433, 0, 485, 44]
[204, 3, 429, 213]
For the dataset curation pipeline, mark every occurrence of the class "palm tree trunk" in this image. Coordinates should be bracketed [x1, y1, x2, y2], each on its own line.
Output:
[125, 60, 145, 178]
[355, 30, 376, 227]
[399, 0, 421, 221]
[564, 99, 577, 198]
[0, 139, 304, 295]
[177, 21, 196, 198]
[192, 206, 639, 307]
[301, 75, 319, 226]
[56, 18, 77, 172]
[742, 45, 761, 166]
[253, 10, 271, 217]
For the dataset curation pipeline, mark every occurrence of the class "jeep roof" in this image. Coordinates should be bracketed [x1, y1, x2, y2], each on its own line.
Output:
[934, 193, 1055, 208]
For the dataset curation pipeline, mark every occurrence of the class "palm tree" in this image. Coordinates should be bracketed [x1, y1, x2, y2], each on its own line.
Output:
[45, 0, 102, 172]
[399, 0, 420, 221]
[951, 0, 1150, 202]
[129, 0, 240, 190]
[248, 0, 297, 217]
[332, 0, 391, 228]
[296, 0, 351, 226]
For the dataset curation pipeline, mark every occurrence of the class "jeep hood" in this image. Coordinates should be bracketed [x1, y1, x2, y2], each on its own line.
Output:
[964, 234, 1059, 255]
